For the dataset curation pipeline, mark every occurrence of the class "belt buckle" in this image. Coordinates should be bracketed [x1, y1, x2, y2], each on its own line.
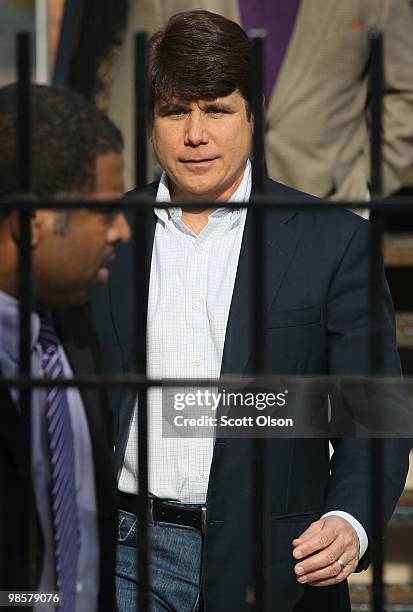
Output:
[147, 498, 154, 527]
[201, 506, 207, 533]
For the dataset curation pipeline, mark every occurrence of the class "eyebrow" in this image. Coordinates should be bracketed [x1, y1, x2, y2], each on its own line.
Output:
[203, 102, 234, 112]
[156, 101, 235, 116]
[156, 102, 188, 116]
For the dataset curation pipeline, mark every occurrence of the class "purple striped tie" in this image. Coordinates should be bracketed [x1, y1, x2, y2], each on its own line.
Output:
[39, 315, 80, 611]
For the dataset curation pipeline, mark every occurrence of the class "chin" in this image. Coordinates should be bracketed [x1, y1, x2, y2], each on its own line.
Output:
[36, 293, 88, 309]
[37, 282, 96, 309]
[186, 182, 217, 198]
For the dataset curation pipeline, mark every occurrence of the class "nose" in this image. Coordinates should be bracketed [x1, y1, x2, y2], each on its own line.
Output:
[184, 111, 209, 146]
[108, 211, 131, 244]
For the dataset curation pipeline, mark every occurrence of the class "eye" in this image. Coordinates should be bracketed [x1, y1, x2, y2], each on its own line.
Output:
[90, 207, 118, 224]
[167, 108, 188, 117]
[206, 107, 225, 116]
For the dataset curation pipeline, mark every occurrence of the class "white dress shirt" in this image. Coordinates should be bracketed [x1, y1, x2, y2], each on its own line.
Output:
[119, 161, 252, 502]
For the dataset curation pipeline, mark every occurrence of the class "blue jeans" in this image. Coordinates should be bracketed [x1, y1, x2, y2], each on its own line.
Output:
[116, 510, 203, 612]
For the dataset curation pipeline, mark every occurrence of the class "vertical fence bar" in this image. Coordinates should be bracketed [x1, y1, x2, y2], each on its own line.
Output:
[369, 30, 385, 612]
[250, 32, 271, 612]
[251, 31, 266, 195]
[135, 32, 148, 189]
[134, 31, 150, 612]
[17, 32, 36, 589]
[370, 32, 383, 201]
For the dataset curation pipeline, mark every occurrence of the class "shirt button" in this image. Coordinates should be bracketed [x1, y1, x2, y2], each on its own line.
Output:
[193, 358, 201, 367]
[192, 302, 200, 311]
[195, 245, 204, 254]
[76, 582, 83, 593]
[196, 473, 205, 482]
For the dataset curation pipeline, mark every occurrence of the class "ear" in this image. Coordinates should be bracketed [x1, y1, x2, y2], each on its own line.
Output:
[250, 94, 266, 134]
[250, 94, 266, 124]
[9, 209, 49, 248]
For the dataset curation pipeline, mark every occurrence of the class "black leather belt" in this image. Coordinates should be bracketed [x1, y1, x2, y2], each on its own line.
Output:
[119, 492, 207, 533]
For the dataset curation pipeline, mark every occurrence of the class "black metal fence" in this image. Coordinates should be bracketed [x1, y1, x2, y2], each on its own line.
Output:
[0, 27, 412, 612]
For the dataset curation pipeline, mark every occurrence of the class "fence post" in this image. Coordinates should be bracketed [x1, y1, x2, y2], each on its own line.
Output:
[250, 31, 271, 612]
[369, 30, 385, 612]
[134, 31, 150, 612]
[17, 31, 37, 589]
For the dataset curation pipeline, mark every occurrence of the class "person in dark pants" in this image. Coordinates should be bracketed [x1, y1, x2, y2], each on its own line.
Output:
[0, 84, 130, 612]
[91, 11, 410, 612]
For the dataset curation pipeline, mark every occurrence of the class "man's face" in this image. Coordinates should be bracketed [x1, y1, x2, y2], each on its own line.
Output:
[33, 152, 130, 306]
[152, 90, 253, 201]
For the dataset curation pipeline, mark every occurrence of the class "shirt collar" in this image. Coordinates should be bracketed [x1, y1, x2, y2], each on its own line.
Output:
[0, 289, 40, 363]
[154, 159, 252, 227]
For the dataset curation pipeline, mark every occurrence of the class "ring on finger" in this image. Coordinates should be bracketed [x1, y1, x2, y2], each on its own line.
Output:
[337, 559, 346, 572]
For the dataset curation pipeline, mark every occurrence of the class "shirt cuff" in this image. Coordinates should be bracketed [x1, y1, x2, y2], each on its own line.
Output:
[321, 511, 368, 560]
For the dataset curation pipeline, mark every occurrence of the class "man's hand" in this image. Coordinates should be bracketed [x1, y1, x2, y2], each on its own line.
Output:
[292, 516, 360, 586]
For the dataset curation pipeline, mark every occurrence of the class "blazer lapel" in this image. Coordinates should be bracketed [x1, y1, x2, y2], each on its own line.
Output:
[54, 307, 100, 408]
[269, 0, 337, 122]
[221, 179, 300, 376]
[119, 183, 158, 370]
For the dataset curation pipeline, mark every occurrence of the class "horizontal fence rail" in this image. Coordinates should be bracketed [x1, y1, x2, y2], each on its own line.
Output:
[2, 373, 413, 388]
[2, 196, 413, 211]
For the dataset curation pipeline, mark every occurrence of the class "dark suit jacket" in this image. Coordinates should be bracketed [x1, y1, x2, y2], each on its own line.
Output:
[0, 305, 118, 612]
[91, 178, 411, 612]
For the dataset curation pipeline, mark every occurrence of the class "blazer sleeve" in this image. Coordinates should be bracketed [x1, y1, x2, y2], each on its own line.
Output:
[379, 0, 413, 196]
[322, 218, 411, 570]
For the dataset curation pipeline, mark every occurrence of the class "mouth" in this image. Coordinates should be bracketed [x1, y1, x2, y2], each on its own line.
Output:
[101, 251, 115, 267]
[181, 156, 219, 164]
[180, 156, 219, 171]
[98, 251, 115, 281]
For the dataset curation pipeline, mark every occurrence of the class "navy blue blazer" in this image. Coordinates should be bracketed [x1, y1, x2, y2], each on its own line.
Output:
[91, 177, 410, 612]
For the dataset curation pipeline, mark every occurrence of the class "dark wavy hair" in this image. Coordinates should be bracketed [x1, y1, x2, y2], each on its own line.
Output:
[149, 10, 252, 119]
[0, 83, 123, 220]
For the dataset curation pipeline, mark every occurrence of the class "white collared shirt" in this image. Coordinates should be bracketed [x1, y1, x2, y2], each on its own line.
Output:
[119, 161, 252, 502]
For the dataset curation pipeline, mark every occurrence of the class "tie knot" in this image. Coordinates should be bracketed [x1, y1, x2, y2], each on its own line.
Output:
[38, 314, 59, 353]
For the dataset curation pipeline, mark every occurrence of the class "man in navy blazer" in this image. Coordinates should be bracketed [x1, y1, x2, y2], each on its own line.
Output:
[91, 11, 411, 612]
